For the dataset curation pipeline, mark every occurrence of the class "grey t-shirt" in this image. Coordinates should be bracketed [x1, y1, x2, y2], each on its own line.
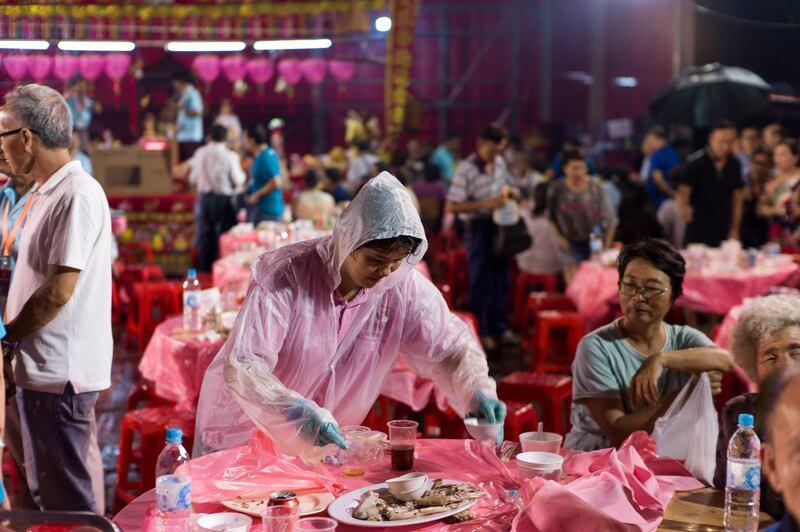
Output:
[565, 319, 714, 451]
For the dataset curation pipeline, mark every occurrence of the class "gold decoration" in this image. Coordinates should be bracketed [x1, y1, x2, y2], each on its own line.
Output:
[384, 0, 419, 141]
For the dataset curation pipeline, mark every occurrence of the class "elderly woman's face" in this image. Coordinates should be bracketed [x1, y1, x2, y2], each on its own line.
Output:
[619, 258, 672, 326]
[755, 325, 800, 384]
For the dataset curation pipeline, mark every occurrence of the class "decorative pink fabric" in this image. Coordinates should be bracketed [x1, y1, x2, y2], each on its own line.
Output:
[278, 59, 303, 85]
[329, 60, 356, 81]
[192, 54, 221, 84]
[3, 55, 29, 81]
[78, 54, 106, 80]
[27, 53, 51, 82]
[221, 55, 248, 82]
[104, 53, 131, 81]
[568, 261, 800, 327]
[52, 55, 79, 81]
[138, 317, 225, 406]
[300, 58, 327, 84]
[246, 58, 274, 84]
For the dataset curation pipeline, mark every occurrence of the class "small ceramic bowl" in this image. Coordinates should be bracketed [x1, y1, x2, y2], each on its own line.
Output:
[197, 512, 253, 532]
[386, 472, 428, 493]
[464, 417, 503, 442]
[389, 482, 429, 501]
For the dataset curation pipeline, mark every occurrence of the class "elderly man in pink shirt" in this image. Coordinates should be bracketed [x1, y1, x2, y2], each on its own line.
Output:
[196, 172, 505, 461]
[0, 84, 112, 513]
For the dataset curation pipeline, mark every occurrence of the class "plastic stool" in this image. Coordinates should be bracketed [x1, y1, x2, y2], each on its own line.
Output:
[127, 381, 174, 411]
[125, 281, 182, 351]
[113, 406, 195, 513]
[498, 372, 572, 435]
[512, 274, 560, 330]
[520, 292, 576, 353]
[530, 310, 584, 373]
[433, 249, 469, 309]
[504, 400, 538, 442]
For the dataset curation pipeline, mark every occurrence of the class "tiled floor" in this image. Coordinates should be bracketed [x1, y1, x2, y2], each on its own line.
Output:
[85, 330, 527, 515]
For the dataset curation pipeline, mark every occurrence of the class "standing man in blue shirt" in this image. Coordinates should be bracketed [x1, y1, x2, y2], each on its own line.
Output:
[65, 78, 101, 154]
[245, 124, 285, 224]
[172, 73, 204, 162]
[431, 134, 460, 185]
[641, 126, 682, 210]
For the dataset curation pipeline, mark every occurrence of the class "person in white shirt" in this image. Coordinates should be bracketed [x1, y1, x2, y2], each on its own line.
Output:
[0, 84, 112, 513]
[213, 99, 243, 154]
[185, 124, 246, 272]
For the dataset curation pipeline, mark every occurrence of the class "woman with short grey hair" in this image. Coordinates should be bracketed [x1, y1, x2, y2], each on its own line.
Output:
[714, 294, 800, 518]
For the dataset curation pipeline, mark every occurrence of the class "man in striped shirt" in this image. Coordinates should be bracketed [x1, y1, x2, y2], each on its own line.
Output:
[446, 123, 516, 351]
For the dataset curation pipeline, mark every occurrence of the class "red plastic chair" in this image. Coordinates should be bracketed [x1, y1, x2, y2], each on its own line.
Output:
[423, 405, 468, 439]
[520, 293, 577, 359]
[429, 229, 461, 257]
[361, 396, 413, 432]
[111, 278, 121, 329]
[118, 241, 155, 265]
[504, 400, 539, 442]
[529, 310, 584, 373]
[433, 249, 469, 309]
[126, 380, 174, 411]
[113, 405, 195, 513]
[125, 281, 182, 351]
[498, 372, 572, 435]
[512, 273, 561, 330]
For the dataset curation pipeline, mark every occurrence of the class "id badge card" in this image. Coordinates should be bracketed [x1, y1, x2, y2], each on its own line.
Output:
[0, 255, 11, 299]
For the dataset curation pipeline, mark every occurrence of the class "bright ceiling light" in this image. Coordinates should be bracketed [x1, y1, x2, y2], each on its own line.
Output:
[165, 41, 246, 53]
[0, 40, 50, 50]
[375, 16, 392, 32]
[614, 76, 638, 88]
[253, 39, 332, 51]
[58, 40, 136, 52]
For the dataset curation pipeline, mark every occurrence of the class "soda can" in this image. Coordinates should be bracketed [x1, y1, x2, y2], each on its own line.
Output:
[268, 491, 299, 510]
[155, 474, 191, 512]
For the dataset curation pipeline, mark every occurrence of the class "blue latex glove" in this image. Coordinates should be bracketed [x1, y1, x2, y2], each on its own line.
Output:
[285, 400, 348, 450]
[472, 392, 507, 445]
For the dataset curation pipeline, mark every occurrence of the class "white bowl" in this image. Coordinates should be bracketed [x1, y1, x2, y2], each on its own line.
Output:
[386, 472, 428, 494]
[464, 417, 503, 442]
[389, 481, 429, 501]
[516, 451, 563, 481]
[519, 431, 563, 453]
[197, 512, 253, 532]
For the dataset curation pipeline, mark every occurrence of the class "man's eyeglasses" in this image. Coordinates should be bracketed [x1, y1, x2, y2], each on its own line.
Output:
[0, 128, 39, 140]
[618, 281, 670, 300]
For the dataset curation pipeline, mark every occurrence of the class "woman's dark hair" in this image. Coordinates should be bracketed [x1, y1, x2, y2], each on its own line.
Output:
[423, 162, 442, 183]
[304, 169, 322, 189]
[776, 138, 800, 157]
[478, 123, 508, 144]
[324, 167, 342, 184]
[210, 124, 228, 143]
[560, 149, 586, 169]
[246, 123, 269, 145]
[617, 238, 685, 301]
[532, 182, 549, 217]
[359, 236, 422, 257]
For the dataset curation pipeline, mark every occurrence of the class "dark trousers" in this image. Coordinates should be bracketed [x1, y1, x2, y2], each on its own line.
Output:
[464, 222, 510, 337]
[18, 384, 101, 512]
[197, 193, 236, 272]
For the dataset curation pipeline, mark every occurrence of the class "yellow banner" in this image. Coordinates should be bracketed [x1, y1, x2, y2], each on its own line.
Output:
[384, 0, 419, 141]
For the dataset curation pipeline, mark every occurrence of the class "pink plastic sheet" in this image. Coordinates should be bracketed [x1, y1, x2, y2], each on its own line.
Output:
[517, 432, 704, 532]
[138, 317, 225, 405]
[568, 261, 799, 327]
[115, 433, 704, 532]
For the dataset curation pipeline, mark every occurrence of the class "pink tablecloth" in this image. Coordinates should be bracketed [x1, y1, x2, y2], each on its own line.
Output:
[114, 433, 703, 532]
[138, 317, 226, 405]
[568, 261, 799, 327]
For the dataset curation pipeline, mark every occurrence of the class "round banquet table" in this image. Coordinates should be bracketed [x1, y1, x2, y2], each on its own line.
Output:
[567, 260, 799, 328]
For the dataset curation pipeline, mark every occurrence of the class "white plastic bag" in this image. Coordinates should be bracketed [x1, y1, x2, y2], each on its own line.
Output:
[651, 372, 719, 485]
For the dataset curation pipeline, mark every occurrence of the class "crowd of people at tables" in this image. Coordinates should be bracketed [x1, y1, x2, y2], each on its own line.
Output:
[0, 75, 796, 530]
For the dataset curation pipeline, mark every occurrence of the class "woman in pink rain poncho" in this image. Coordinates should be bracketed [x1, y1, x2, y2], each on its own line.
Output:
[195, 172, 505, 460]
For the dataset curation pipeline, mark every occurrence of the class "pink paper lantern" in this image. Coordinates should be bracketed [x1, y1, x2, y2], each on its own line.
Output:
[221, 55, 247, 82]
[53, 55, 79, 81]
[27, 54, 52, 82]
[278, 59, 302, 86]
[104, 53, 131, 81]
[299, 59, 327, 85]
[329, 60, 356, 81]
[3, 55, 29, 81]
[192, 55, 221, 84]
[246, 58, 274, 84]
[78, 54, 106, 81]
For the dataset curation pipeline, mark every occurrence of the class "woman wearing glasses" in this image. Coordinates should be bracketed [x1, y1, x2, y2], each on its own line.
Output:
[565, 238, 733, 451]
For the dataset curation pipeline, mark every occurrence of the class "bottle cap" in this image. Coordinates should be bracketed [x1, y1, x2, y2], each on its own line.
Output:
[738, 413, 754, 428]
[165, 427, 183, 444]
[187, 268, 197, 278]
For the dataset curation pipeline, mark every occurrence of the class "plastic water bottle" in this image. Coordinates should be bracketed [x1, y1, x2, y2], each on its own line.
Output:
[155, 428, 190, 479]
[155, 474, 191, 532]
[724, 413, 761, 532]
[589, 225, 603, 262]
[182, 269, 202, 332]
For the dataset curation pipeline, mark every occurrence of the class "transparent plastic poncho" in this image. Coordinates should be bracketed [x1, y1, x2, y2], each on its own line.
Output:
[194, 172, 497, 462]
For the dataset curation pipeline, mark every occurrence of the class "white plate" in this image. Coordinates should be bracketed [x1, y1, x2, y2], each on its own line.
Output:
[220, 492, 335, 518]
[327, 479, 480, 528]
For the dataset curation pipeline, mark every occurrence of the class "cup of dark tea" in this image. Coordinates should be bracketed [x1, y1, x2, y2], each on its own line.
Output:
[387, 420, 418, 471]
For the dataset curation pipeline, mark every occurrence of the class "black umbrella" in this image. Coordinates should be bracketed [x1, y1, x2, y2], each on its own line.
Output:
[649, 63, 771, 128]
